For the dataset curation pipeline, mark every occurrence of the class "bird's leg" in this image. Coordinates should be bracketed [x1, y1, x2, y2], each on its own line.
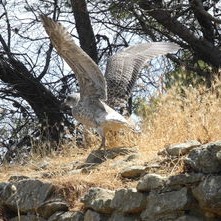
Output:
[99, 135, 106, 151]
[83, 127, 93, 148]
[97, 128, 106, 151]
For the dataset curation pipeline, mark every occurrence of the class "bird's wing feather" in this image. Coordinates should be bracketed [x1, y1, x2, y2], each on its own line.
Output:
[105, 42, 180, 107]
[41, 15, 107, 100]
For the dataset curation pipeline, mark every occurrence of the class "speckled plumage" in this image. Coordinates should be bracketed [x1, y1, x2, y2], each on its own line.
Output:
[105, 42, 180, 109]
[41, 15, 180, 149]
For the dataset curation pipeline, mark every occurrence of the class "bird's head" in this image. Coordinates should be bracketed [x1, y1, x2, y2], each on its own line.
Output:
[63, 93, 80, 107]
[61, 93, 80, 113]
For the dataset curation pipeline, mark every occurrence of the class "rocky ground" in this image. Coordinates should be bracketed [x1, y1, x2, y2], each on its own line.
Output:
[1, 140, 221, 221]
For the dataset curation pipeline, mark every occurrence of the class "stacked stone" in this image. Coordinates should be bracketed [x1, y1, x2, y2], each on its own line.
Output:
[1, 141, 221, 221]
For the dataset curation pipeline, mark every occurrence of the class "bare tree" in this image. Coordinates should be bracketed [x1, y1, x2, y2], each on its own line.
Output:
[3, 0, 219, 155]
[0, 1, 70, 149]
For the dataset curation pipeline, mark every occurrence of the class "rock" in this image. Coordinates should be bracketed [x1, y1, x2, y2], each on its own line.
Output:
[110, 159, 133, 169]
[48, 211, 84, 221]
[0, 183, 17, 219]
[0, 183, 17, 204]
[111, 153, 141, 169]
[144, 162, 161, 169]
[37, 199, 69, 218]
[9, 214, 46, 221]
[161, 140, 201, 156]
[84, 150, 106, 166]
[121, 166, 146, 178]
[83, 148, 138, 167]
[81, 187, 115, 214]
[143, 213, 181, 221]
[185, 141, 221, 173]
[84, 210, 108, 221]
[109, 212, 139, 221]
[192, 175, 221, 216]
[4, 179, 55, 213]
[137, 173, 167, 192]
[167, 173, 203, 186]
[8, 175, 30, 181]
[124, 153, 141, 162]
[110, 188, 146, 214]
[175, 215, 202, 221]
[216, 150, 221, 160]
[141, 187, 190, 220]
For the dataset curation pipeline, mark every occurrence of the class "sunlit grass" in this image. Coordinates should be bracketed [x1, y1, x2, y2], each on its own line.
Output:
[138, 78, 221, 153]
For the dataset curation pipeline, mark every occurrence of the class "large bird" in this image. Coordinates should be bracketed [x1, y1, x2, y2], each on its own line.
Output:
[40, 15, 180, 149]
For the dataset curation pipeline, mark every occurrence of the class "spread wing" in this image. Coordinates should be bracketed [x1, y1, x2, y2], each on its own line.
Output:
[105, 42, 180, 108]
[40, 15, 107, 100]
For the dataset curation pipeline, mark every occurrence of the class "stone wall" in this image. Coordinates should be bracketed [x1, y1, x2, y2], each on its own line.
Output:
[1, 141, 221, 221]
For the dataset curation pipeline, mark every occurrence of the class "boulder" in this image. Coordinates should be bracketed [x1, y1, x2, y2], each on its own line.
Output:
[84, 210, 108, 221]
[37, 199, 69, 218]
[4, 179, 55, 213]
[167, 173, 203, 187]
[192, 175, 221, 216]
[137, 173, 167, 192]
[175, 215, 202, 221]
[9, 214, 46, 221]
[0, 183, 17, 204]
[141, 187, 190, 220]
[110, 188, 146, 214]
[110, 153, 141, 169]
[160, 140, 201, 156]
[48, 211, 84, 221]
[81, 187, 115, 214]
[109, 212, 139, 221]
[142, 213, 182, 221]
[121, 166, 146, 178]
[83, 148, 138, 167]
[124, 153, 141, 162]
[185, 141, 221, 173]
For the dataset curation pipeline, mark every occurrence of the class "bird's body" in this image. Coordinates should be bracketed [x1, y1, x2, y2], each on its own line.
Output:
[41, 15, 180, 149]
[68, 96, 122, 128]
[64, 94, 131, 148]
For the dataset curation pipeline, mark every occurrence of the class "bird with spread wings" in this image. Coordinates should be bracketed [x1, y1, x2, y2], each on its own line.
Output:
[40, 15, 180, 149]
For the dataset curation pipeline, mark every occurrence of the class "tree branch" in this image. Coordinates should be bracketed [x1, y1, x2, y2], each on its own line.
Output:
[190, 0, 216, 43]
[138, 1, 221, 68]
[37, 43, 53, 80]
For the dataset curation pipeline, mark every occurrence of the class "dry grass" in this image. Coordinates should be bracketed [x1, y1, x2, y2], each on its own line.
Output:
[1, 78, 221, 210]
[138, 78, 221, 154]
[52, 160, 137, 211]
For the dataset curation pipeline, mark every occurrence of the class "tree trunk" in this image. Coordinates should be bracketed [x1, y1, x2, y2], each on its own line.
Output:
[0, 56, 64, 145]
[71, 0, 98, 64]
